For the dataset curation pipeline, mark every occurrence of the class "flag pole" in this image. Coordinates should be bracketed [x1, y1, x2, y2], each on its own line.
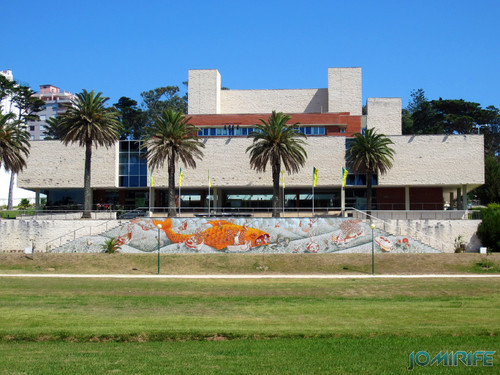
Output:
[178, 168, 182, 216]
[149, 168, 154, 216]
[341, 167, 348, 217]
[282, 170, 285, 216]
[208, 170, 211, 218]
[312, 167, 315, 216]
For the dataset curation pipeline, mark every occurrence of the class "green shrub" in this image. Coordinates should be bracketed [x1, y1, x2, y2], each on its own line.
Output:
[17, 198, 31, 209]
[477, 203, 500, 252]
[101, 238, 121, 253]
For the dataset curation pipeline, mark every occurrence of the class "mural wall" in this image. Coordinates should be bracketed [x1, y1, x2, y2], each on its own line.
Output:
[51, 217, 441, 253]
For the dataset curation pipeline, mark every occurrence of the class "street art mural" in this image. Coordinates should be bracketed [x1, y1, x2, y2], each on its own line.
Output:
[51, 217, 441, 253]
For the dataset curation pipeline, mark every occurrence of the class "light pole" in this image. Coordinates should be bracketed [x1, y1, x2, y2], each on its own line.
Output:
[370, 223, 376, 275]
[157, 223, 162, 274]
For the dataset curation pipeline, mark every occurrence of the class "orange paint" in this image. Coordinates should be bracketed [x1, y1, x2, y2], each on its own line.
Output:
[153, 219, 270, 251]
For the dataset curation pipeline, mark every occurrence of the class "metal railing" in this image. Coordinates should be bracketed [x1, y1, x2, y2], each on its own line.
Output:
[349, 209, 469, 221]
[45, 219, 122, 251]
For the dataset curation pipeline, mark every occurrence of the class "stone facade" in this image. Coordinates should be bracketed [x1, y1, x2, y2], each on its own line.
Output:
[188, 69, 221, 114]
[151, 136, 346, 188]
[367, 97, 402, 135]
[379, 135, 484, 188]
[328, 67, 362, 116]
[18, 141, 118, 189]
[221, 89, 329, 114]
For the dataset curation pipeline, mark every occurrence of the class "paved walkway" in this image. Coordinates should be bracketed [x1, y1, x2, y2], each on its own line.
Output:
[1, 273, 499, 279]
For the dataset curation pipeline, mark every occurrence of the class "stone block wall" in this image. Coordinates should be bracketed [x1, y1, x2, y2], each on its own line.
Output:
[0, 217, 482, 253]
[376, 219, 482, 253]
[367, 97, 402, 135]
[18, 141, 118, 189]
[188, 69, 221, 114]
[151, 136, 346, 188]
[379, 135, 484, 187]
[0, 219, 121, 252]
[220, 89, 328, 114]
[328, 67, 362, 115]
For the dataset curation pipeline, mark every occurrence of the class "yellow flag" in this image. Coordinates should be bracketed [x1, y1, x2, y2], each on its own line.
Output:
[313, 167, 318, 187]
[281, 170, 285, 188]
[179, 168, 183, 187]
[342, 167, 349, 187]
[150, 169, 154, 187]
[208, 170, 211, 187]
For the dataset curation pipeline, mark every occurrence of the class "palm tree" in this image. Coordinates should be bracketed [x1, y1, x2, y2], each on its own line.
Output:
[59, 90, 120, 218]
[247, 111, 307, 218]
[346, 128, 395, 212]
[0, 112, 30, 173]
[143, 109, 205, 217]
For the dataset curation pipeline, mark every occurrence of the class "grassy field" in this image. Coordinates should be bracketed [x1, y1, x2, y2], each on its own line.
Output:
[0, 277, 498, 374]
[1, 252, 499, 275]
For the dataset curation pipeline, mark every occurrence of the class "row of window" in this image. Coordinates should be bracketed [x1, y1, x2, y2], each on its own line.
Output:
[197, 126, 327, 137]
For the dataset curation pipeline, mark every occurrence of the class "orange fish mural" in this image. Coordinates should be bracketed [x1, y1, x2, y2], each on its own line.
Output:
[153, 218, 271, 251]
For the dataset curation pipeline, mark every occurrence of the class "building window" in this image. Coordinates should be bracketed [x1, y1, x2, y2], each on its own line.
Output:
[197, 127, 255, 137]
[298, 127, 325, 135]
[29, 126, 35, 131]
[119, 140, 148, 187]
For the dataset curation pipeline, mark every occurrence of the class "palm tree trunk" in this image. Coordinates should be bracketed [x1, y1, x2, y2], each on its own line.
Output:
[167, 156, 177, 217]
[271, 158, 280, 218]
[366, 172, 373, 215]
[7, 172, 15, 210]
[82, 140, 93, 219]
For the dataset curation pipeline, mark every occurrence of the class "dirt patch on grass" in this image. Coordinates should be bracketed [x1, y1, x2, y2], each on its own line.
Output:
[0, 253, 498, 275]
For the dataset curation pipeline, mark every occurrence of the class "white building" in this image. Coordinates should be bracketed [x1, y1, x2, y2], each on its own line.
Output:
[17, 67, 484, 213]
[26, 84, 75, 140]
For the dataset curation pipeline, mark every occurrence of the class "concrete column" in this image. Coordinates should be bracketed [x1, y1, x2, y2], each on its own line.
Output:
[462, 184, 468, 210]
[35, 189, 40, 211]
[148, 188, 155, 216]
[457, 187, 462, 210]
[405, 186, 410, 211]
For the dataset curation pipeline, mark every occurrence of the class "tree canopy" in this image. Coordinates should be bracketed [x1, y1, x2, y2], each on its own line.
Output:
[402, 89, 500, 204]
[246, 111, 307, 218]
[113, 96, 145, 140]
[143, 109, 204, 217]
[0, 112, 30, 174]
[59, 89, 121, 218]
[346, 128, 395, 211]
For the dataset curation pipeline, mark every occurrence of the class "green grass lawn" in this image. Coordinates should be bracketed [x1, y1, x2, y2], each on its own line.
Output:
[0, 337, 496, 374]
[0, 277, 498, 374]
[1, 253, 500, 275]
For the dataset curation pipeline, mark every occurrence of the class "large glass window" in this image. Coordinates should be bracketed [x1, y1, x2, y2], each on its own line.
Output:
[119, 140, 148, 187]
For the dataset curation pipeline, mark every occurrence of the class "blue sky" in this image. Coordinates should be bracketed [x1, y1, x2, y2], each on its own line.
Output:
[2, 0, 499, 109]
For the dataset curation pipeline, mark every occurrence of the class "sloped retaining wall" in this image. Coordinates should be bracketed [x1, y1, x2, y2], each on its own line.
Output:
[378, 219, 482, 253]
[0, 219, 121, 252]
[0, 217, 482, 254]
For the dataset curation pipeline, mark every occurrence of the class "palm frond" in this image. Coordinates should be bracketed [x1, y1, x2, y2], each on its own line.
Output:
[59, 89, 120, 148]
[346, 128, 395, 175]
[0, 112, 30, 173]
